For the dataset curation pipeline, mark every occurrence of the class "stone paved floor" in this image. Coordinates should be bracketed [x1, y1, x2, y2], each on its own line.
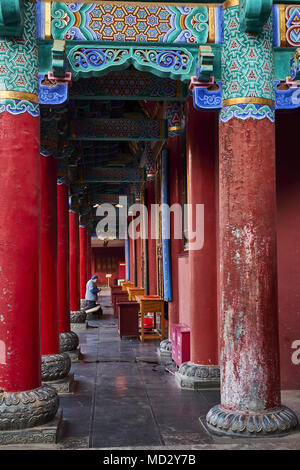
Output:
[1, 290, 300, 450]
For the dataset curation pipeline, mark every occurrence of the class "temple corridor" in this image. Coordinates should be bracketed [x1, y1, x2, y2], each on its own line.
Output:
[2, 0, 300, 450]
[1, 290, 299, 451]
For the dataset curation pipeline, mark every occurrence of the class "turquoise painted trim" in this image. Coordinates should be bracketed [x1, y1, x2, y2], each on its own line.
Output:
[67, 45, 197, 82]
[161, 149, 172, 303]
[220, 104, 275, 122]
[0, 99, 40, 117]
[38, 40, 223, 83]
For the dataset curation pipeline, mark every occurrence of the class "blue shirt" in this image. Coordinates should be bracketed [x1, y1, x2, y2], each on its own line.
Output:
[85, 279, 99, 301]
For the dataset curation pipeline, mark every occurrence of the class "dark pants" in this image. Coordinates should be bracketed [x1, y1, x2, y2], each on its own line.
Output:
[85, 300, 97, 310]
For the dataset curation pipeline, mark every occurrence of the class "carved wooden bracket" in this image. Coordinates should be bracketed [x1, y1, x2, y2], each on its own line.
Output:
[239, 0, 273, 33]
[0, 0, 24, 37]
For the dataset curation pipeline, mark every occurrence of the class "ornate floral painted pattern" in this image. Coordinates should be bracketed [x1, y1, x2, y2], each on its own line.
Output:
[222, 4, 274, 102]
[71, 117, 166, 141]
[0, 1, 39, 116]
[70, 70, 184, 100]
[0, 99, 40, 117]
[67, 45, 196, 81]
[48, 2, 219, 44]
[273, 4, 300, 47]
[0, 1, 38, 95]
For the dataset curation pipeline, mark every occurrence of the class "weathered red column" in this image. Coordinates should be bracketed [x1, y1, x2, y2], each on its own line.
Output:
[57, 178, 79, 354]
[175, 98, 219, 389]
[0, 0, 58, 434]
[86, 229, 91, 280]
[79, 223, 88, 308]
[136, 236, 142, 287]
[206, 2, 298, 436]
[160, 103, 183, 357]
[40, 152, 71, 385]
[69, 210, 85, 324]
[128, 217, 134, 284]
[146, 180, 157, 295]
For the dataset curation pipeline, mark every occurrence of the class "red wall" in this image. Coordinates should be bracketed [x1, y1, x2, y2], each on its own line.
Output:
[92, 246, 125, 286]
[276, 109, 300, 390]
[178, 253, 191, 327]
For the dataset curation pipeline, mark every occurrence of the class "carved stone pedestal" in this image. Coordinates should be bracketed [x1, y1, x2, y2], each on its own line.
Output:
[41, 353, 71, 382]
[71, 323, 87, 331]
[206, 405, 298, 437]
[0, 408, 63, 446]
[70, 310, 86, 324]
[159, 339, 172, 358]
[175, 362, 220, 390]
[0, 385, 59, 432]
[59, 331, 79, 352]
[43, 373, 75, 394]
[66, 349, 82, 363]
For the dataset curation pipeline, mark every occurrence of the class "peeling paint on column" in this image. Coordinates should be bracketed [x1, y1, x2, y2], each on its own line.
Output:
[219, 117, 281, 413]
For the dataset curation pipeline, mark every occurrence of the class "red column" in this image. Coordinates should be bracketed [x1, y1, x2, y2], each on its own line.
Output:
[136, 236, 142, 287]
[0, 1, 58, 431]
[57, 178, 79, 353]
[40, 154, 59, 356]
[86, 229, 91, 280]
[79, 225, 87, 303]
[40, 154, 71, 382]
[167, 135, 182, 339]
[69, 211, 85, 323]
[0, 114, 42, 394]
[129, 217, 135, 285]
[146, 180, 157, 295]
[207, 116, 298, 435]
[57, 179, 70, 333]
[176, 98, 219, 389]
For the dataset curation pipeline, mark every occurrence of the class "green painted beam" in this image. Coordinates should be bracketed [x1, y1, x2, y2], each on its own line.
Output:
[0, 0, 23, 37]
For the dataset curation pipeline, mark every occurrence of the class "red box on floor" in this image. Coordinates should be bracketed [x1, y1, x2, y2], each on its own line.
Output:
[171, 323, 189, 364]
[176, 327, 190, 366]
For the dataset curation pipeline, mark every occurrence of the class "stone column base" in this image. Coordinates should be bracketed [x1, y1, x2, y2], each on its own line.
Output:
[66, 348, 82, 362]
[0, 385, 59, 431]
[175, 362, 220, 390]
[70, 310, 86, 324]
[59, 331, 79, 353]
[41, 353, 71, 382]
[0, 408, 63, 446]
[71, 323, 87, 331]
[159, 339, 172, 358]
[70, 311, 86, 331]
[43, 373, 75, 394]
[80, 299, 88, 309]
[206, 404, 298, 437]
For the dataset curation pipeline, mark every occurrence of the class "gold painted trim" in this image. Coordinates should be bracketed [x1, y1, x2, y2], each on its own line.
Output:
[208, 6, 215, 44]
[168, 125, 181, 131]
[279, 4, 286, 47]
[223, 0, 239, 9]
[0, 91, 39, 103]
[223, 97, 275, 107]
[44, 0, 52, 40]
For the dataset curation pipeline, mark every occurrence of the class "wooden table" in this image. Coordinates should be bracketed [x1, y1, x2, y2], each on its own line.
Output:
[126, 287, 145, 301]
[135, 295, 165, 342]
[121, 281, 135, 292]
